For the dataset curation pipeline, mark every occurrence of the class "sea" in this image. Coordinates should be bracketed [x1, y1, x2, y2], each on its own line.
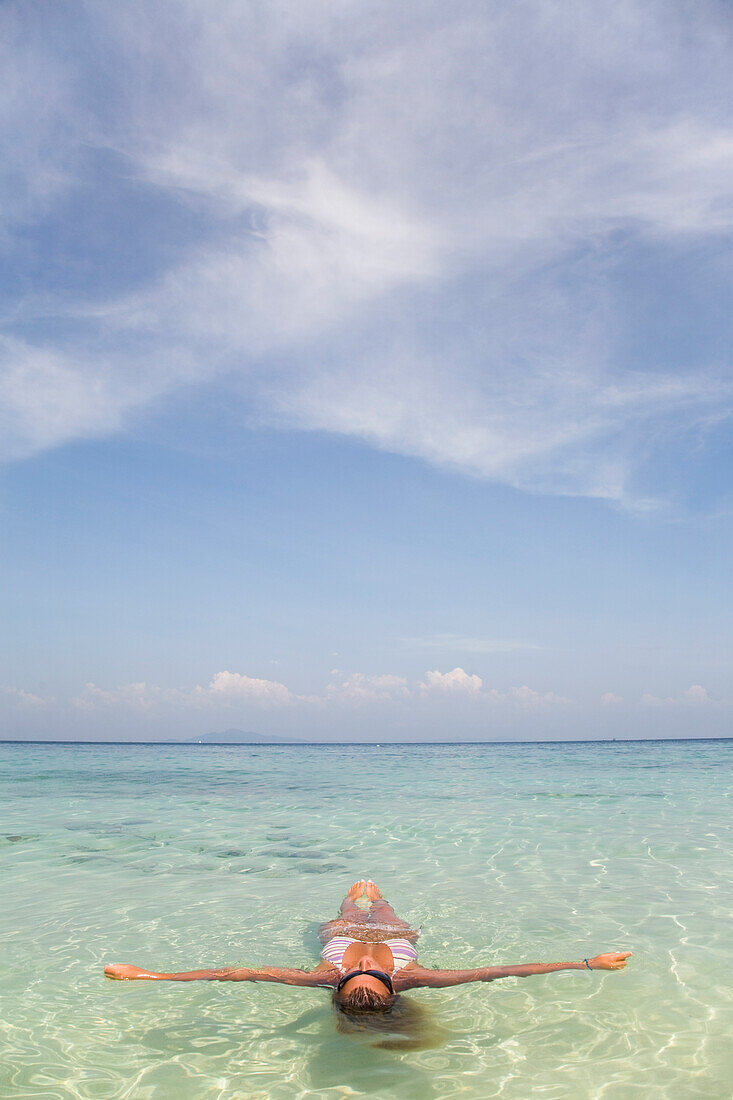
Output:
[0, 739, 730, 1099]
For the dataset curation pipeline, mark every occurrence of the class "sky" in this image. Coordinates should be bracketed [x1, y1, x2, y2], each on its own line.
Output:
[1, 0, 732, 741]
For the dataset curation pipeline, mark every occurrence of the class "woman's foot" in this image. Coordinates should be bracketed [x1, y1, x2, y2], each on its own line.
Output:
[347, 880, 366, 901]
[365, 880, 383, 901]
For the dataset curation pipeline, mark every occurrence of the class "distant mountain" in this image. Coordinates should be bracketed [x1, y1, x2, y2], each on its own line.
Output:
[188, 729, 304, 744]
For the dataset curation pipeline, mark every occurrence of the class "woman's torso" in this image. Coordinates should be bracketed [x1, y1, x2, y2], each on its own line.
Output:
[321, 935, 418, 975]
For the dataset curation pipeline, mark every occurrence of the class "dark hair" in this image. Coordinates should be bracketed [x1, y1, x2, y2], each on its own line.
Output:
[338, 984, 391, 1014]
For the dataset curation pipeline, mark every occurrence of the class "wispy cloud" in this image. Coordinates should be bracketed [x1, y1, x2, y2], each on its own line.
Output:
[0, 336, 157, 459]
[3, 2, 733, 501]
[1, 685, 47, 709]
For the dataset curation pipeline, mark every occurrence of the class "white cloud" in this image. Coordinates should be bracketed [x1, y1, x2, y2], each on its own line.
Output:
[422, 667, 483, 694]
[38, 668, 580, 720]
[203, 671, 293, 706]
[505, 685, 571, 707]
[2, 2, 733, 500]
[682, 684, 710, 704]
[72, 671, 293, 710]
[117, 159, 439, 363]
[0, 339, 118, 460]
[73, 681, 168, 711]
[323, 670, 573, 708]
[642, 684, 716, 706]
[641, 692, 669, 706]
[420, 670, 569, 704]
[273, 346, 730, 502]
[28, 671, 733, 722]
[0, 335, 192, 461]
[324, 672, 411, 704]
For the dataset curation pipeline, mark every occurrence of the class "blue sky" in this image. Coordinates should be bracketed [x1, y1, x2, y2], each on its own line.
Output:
[1, 0, 732, 740]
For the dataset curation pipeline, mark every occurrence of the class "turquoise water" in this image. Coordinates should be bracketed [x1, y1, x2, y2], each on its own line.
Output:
[1, 740, 730, 1099]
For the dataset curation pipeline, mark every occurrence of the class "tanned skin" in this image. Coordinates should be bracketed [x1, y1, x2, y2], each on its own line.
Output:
[104, 880, 631, 1007]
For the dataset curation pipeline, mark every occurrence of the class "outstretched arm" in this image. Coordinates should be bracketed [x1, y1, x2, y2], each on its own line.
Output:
[104, 961, 338, 987]
[400, 951, 631, 990]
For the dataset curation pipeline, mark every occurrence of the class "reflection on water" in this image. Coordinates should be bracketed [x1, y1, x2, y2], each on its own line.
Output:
[0, 739, 731, 1099]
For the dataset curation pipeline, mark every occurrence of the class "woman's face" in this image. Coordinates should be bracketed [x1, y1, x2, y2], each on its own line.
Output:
[335, 955, 394, 1008]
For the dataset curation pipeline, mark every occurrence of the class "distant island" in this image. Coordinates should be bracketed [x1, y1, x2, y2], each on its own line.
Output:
[186, 728, 305, 744]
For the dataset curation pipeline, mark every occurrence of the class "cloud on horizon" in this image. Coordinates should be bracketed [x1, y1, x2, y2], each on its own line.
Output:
[2, 1, 733, 504]
[21, 666, 569, 715]
[6, 667, 725, 716]
[3, 669, 727, 742]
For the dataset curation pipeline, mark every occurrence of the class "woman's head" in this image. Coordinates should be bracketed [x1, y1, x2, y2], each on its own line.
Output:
[334, 960, 394, 1013]
[337, 978, 393, 1013]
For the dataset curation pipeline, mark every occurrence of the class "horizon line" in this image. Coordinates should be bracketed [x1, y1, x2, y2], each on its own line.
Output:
[0, 736, 730, 746]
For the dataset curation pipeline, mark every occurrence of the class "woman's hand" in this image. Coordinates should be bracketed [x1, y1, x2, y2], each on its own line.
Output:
[104, 963, 158, 981]
[587, 952, 632, 971]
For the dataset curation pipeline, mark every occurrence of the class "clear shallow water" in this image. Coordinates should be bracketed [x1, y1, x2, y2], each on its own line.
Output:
[0, 739, 730, 1100]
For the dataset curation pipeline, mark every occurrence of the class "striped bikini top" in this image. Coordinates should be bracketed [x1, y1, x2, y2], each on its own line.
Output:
[321, 936, 418, 974]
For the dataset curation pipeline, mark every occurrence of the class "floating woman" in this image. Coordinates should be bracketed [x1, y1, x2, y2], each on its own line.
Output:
[104, 879, 631, 1012]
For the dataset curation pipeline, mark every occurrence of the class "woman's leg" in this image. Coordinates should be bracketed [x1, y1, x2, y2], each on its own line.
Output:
[317, 880, 366, 943]
[339, 879, 366, 920]
[318, 880, 418, 943]
[365, 880, 412, 932]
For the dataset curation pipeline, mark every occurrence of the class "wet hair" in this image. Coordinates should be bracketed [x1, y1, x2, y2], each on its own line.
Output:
[337, 983, 391, 1014]
[334, 993, 449, 1051]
